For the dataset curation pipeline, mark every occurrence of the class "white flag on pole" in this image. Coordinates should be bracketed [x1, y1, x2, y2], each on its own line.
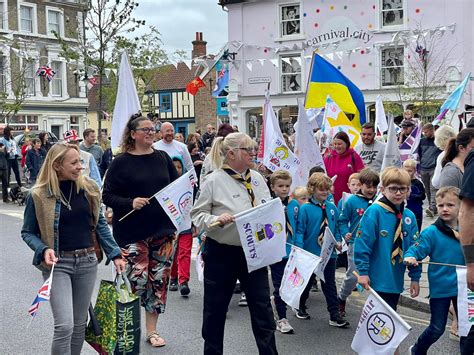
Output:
[292, 99, 325, 189]
[456, 267, 474, 337]
[155, 169, 197, 233]
[314, 227, 337, 282]
[280, 246, 321, 310]
[111, 51, 141, 151]
[381, 115, 402, 170]
[234, 198, 287, 272]
[263, 97, 301, 175]
[195, 250, 205, 282]
[375, 95, 389, 134]
[351, 289, 412, 354]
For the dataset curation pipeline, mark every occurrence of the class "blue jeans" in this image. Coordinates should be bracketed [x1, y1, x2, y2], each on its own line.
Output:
[412, 296, 457, 355]
[43, 252, 98, 355]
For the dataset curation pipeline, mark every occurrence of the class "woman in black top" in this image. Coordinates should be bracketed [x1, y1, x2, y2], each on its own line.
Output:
[103, 114, 178, 348]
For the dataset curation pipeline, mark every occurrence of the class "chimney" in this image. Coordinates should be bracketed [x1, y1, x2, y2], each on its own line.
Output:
[192, 32, 207, 59]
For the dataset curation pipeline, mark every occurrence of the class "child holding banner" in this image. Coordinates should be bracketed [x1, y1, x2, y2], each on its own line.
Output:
[294, 173, 349, 327]
[269, 170, 298, 334]
[404, 186, 464, 354]
[337, 168, 379, 318]
[354, 167, 421, 312]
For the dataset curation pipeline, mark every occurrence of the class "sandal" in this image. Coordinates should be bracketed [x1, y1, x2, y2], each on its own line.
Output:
[146, 331, 166, 347]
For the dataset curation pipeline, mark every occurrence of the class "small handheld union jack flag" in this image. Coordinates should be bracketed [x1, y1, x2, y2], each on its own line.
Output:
[28, 264, 54, 318]
[35, 65, 56, 82]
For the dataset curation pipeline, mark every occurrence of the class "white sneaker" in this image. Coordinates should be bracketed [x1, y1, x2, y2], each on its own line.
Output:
[276, 318, 294, 334]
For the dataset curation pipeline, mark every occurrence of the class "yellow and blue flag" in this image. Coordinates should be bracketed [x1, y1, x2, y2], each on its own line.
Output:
[305, 54, 366, 125]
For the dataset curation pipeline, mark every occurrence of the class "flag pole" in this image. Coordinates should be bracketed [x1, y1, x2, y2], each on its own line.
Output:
[417, 260, 466, 268]
[118, 190, 163, 222]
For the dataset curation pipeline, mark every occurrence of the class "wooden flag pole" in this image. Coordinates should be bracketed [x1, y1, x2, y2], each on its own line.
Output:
[118, 190, 162, 222]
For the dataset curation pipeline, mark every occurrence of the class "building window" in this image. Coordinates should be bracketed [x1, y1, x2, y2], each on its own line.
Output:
[20, 4, 34, 33]
[381, 0, 403, 27]
[280, 54, 302, 93]
[160, 93, 172, 112]
[24, 61, 36, 96]
[280, 4, 300, 37]
[70, 115, 80, 133]
[0, 1, 6, 30]
[0, 55, 6, 92]
[47, 9, 61, 36]
[381, 47, 404, 86]
[51, 61, 63, 96]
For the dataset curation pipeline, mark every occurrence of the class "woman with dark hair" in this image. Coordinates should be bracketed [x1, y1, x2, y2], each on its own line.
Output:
[0, 126, 22, 187]
[323, 131, 365, 203]
[439, 128, 474, 189]
[188, 141, 204, 184]
[102, 113, 178, 348]
[38, 131, 52, 153]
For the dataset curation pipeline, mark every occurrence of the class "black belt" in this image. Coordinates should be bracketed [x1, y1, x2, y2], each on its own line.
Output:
[59, 246, 96, 257]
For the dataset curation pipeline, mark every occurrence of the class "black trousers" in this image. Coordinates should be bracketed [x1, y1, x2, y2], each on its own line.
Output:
[202, 238, 278, 355]
[270, 258, 288, 320]
[7, 158, 21, 187]
[461, 325, 474, 355]
[0, 169, 8, 201]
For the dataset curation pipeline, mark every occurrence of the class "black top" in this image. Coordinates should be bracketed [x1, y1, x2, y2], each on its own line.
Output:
[58, 181, 94, 251]
[461, 150, 474, 201]
[102, 150, 178, 247]
[418, 136, 441, 170]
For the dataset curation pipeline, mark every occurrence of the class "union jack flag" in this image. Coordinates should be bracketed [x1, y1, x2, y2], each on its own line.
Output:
[399, 123, 422, 163]
[28, 265, 54, 318]
[35, 66, 56, 82]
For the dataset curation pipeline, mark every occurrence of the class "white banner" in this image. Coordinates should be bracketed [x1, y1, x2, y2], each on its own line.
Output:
[381, 116, 402, 170]
[195, 251, 204, 283]
[314, 227, 337, 282]
[234, 198, 287, 272]
[155, 169, 196, 233]
[280, 246, 321, 310]
[456, 267, 474, 337]
[352, 289, 411, 354]
[375, 95, 389, 134]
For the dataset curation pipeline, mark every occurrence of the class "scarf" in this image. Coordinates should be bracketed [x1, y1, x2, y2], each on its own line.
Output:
[282, 197, 294, 242]
[310, 198, 328, 246]
[222, 164, 256, 207]
[375, 196, 404, 265]
[433, 218, 460, 241]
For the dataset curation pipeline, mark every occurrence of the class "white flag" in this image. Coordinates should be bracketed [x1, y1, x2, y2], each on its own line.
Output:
[195, 250, 204, 282]
[375, 95, 389, 134]
[155, 169, 196, 233]
[381, 115, 402, 170]
[263, 98, 301, 175]
[292, 99, 325, 189]
[456, 267, 474, 337]
[111, 51, 141, 151]
[342, 192, 352, 206]
[314, 227, 337, 282]
[234, 198, 287, 272]
[280, 246, 321, 310]
[352, 289, 411, 354]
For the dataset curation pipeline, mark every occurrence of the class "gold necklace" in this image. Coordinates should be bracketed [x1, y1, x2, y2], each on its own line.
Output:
[60, 182, 73, 211]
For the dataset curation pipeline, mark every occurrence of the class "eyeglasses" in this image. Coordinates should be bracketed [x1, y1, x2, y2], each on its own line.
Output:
[237, 147, 257, 154]
[135, 127, 156, 134]
[387, 186, 409, 194]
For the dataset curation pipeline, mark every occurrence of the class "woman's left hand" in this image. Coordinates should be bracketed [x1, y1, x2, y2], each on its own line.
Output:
[113, 257, 127, 274]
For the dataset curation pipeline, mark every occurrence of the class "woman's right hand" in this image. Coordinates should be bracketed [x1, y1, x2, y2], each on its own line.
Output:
[132, 197, 150, 210]
[216, 213, 235, 226]
[43, 249, 58, 266]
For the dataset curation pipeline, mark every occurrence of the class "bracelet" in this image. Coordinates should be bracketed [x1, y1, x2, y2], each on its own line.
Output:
[462, 245, 474, 264]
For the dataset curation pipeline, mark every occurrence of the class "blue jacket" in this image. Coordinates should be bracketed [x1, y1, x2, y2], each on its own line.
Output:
[284, 198, 300, 257]
[295, 198, 340, 257]
[405, 224, 464, 298]
[354, 202, 422, 294]
[26, 149, 45, 180]
[338, 194, 372, 244]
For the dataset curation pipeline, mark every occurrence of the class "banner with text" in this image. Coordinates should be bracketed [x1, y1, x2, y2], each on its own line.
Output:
[314, 227, 338, 282]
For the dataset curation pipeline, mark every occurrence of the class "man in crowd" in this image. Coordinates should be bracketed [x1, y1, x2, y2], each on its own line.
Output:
[201, 124, 215, 148]
[355, 122, 386, 172]
[418, 123, 442, 217]
[79, 128, 104, 165]
[153, 122, 194, 172]
[398, 114, 417, 145]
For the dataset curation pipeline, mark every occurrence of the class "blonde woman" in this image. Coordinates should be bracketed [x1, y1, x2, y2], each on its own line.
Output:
[21, 143, 126, 355]
[432, 125, 457, 189]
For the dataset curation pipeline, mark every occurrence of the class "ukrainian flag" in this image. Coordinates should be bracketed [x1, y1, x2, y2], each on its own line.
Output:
[305, 54, 366, 125]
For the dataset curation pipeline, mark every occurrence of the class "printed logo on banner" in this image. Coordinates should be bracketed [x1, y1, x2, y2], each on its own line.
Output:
[161, 196, 182, 225]
[468, 290, 474, 322]
[366, 312, 395, 345]
[288, 267, 304, 287]
[255, 223, 283, 242]
[178, 191, 193, 214]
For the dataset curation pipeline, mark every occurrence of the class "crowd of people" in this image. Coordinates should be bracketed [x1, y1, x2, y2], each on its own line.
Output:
[1, 109, 473, 354]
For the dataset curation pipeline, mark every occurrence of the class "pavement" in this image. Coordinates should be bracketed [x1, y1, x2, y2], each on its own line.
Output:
[1, 200, 460, 354]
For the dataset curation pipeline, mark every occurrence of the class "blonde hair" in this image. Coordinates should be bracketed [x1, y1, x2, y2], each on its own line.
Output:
[436, 186, 460, 200]
[434, 124, 456, 150]
[293, 186, 308, 199]
[270, 170, 292, 186]
[209, 132, 255, 169]
[348, 172, 360, 182]
[34, 143, 98, 199]
[403, 159, 417, 169]
[381, 167, 410, 187]
[307, 172, 333, 195]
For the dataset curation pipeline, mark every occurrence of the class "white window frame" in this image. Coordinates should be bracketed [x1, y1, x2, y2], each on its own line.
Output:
[46, 6, 64, 37]
[378, 0, 407, 31]
[50, 60, 65, 97]
[0, 52, 12, 97]
[18, 2, 37, 34]
[276, 2, 304, 41]
[380, 46, 405, 88]
[21, 58, 36, 97]
[0, 0, 9, 31]
[279, 52, 303, 94]
[0, 53, 7, 92]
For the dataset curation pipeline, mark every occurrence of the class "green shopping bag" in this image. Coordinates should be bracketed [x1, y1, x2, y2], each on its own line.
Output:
[86, 274, 141, 354]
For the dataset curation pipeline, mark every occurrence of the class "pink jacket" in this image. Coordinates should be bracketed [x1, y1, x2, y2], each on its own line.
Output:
[324, 148, 365, 203]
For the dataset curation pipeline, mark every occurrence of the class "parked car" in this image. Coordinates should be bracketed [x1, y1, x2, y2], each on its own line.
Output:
[13, 131, 59, 147]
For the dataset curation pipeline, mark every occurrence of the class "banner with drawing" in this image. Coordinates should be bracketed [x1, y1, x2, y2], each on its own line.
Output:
[456, 267, 474, 337]
[314, 227, 338, 282]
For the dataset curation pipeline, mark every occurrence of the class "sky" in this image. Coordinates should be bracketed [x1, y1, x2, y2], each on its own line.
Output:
[133, 0, 229, 60]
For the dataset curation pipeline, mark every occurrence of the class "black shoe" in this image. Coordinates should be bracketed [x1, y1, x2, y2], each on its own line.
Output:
[311, 281, 319, 292]
[296, 307, 310, 320]
[179, 281, 190, 296]
[338, 298, 346, 318]
[329, 318, 350, 328]
[169, 278, 178, 291]
[3, 199, 11, 203]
